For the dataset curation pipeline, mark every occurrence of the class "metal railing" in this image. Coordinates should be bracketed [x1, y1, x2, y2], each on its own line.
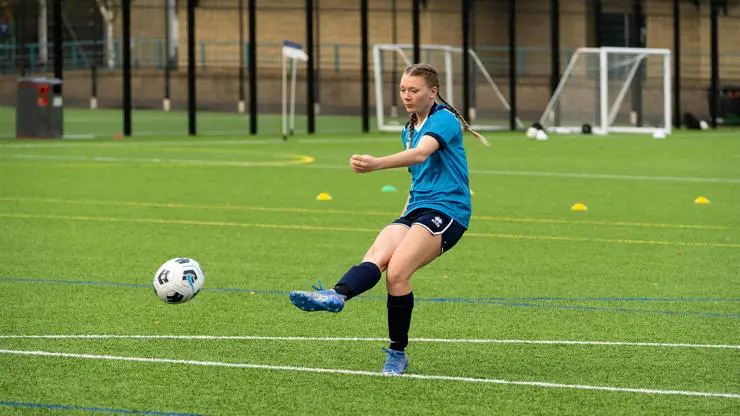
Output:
[1, 38, 738, 80]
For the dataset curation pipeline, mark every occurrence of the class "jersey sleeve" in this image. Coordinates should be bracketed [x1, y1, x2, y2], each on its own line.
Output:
[424, 111, 460, 150]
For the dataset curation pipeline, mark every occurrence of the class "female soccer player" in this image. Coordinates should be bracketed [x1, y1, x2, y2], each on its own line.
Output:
[289, 63, 488, 375]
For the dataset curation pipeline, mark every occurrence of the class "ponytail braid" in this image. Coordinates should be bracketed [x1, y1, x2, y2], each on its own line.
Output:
[407, 112, 419, 149]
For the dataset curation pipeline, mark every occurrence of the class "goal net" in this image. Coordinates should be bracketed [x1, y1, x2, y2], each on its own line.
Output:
[538, 47, 671, 135]
[373, 44, 522, 132]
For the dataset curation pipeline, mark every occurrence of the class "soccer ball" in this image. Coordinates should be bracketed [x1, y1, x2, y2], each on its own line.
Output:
[153, 257, 205, 304]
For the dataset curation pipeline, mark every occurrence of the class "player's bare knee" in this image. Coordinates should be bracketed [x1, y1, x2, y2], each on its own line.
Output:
[385, 262, 411, 289]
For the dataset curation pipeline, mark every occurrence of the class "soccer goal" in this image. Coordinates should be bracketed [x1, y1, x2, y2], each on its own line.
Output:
[538, 47, 672, 135]
[373, 43, 522, 132]
[282, 40, 308, 140]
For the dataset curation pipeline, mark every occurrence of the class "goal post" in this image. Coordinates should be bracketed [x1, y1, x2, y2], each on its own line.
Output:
[373, 43, 523, 133]
[539, 47, 672, 135]
[282, 40, 308, 140]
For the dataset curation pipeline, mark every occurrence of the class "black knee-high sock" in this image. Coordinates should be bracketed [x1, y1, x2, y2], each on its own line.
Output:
[333, 262, 382, 300]
[387, 292, 414, 352]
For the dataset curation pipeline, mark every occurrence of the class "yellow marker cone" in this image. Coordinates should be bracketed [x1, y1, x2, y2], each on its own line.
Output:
[469, 188, 475, 196]
[571, 203, 588, 211]
[694, 196, 710, 204]
[316, 192, 333, 201]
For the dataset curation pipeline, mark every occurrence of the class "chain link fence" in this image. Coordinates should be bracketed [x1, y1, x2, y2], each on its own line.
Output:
[0, 0, 738, 136]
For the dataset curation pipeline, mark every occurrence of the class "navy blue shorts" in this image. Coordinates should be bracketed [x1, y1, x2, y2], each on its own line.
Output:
[392, 208, 467, 254]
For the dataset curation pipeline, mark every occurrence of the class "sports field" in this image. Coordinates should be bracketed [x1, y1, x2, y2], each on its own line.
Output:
[0, 106, 738, 415]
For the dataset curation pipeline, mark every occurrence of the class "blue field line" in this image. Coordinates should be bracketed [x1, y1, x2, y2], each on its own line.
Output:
[0, 401, 201, 415]
[1, 277, 738, 318]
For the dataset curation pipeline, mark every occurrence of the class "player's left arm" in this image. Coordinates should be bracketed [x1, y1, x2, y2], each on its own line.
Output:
[350, 135, 439, 173]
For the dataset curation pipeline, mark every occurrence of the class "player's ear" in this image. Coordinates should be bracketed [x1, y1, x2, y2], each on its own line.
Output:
[430, 86, 438, 99]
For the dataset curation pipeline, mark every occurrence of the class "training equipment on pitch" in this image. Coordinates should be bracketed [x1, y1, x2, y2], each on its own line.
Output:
[538, 47, 671, 136]
[153, 257, 205, 304]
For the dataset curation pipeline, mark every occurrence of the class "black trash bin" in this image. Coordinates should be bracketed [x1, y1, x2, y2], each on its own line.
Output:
[15, 77, 64, 139]
[708, 85, 740, 126]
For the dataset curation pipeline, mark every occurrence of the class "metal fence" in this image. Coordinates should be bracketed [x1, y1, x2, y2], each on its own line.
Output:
[1, 0, 739, 134]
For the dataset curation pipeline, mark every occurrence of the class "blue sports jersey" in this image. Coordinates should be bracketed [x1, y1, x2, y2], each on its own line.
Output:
[402, 103, 472, 229]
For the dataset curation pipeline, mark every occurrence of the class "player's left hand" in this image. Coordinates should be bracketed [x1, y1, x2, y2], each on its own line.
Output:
[350, 154, 380, 173]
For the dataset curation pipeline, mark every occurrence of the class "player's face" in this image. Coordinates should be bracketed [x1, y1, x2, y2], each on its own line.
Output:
[399, 75, 437, 115]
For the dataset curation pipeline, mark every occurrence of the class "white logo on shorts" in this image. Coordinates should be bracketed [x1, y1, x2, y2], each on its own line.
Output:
[431, 216, 443, 228]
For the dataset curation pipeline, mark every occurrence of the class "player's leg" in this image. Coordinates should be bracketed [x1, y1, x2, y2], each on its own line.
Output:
[381, 211, 466, 375]
[333, 223, 409, 297]
[379, 225, 440, 374]
[289, 223, 409, 313]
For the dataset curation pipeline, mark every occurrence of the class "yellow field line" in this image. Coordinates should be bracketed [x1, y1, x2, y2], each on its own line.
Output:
[0, 196, 731, 231]
[1, 212, 738, 248]
[0, 212, 378, 233]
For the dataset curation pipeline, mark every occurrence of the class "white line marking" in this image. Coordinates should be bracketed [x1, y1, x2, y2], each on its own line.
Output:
[468, 169, 740, 184]
[0, 349, 736, 398]
[2, 151, 737, 183]
[0, 335, 737, 349]
[2, 138, 739, 183]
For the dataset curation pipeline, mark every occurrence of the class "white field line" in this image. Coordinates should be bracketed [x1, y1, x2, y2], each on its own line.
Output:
[0, 152, 738, 183]
[468, 169, 740, 184]
[2, 137, 739, 183]
[0, 349, 737, 399]
[0, 335, 738, 349]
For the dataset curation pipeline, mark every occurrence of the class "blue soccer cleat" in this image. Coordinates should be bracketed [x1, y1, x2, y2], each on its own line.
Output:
[289, 281, 346, 312]
[381, 347, 408, 375]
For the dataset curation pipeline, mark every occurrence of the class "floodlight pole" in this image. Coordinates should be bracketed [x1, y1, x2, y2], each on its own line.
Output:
[248, 0, 257, 134]
[238, 0, 245, 113]
[461, 0, 471, 122]
[672, 0, 681, 128]
[361, 0, 369, 132]
[122, 0, 132, 136]
[306, 0, 316, 134]
[630, 0, 644, 127]
[709, 1, 719, 129]
[391, 0, 398, 117]
[550, 0, 561, 126]
[412, 0, 420, 63]
[187, 0, 196, 135]
[507, 0, 517, 131]
[52, 0, 62, 80]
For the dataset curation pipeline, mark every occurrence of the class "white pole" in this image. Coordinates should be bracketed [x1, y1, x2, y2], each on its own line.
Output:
[664, 53, 672, 134]
[290, 58, 298, 135]
[39, 0, 48, 65]
[599, 48, 609, 133]
[282, 55, 288, 139]
[373, 45, 386, 131]
[167, 0, 178, 61]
